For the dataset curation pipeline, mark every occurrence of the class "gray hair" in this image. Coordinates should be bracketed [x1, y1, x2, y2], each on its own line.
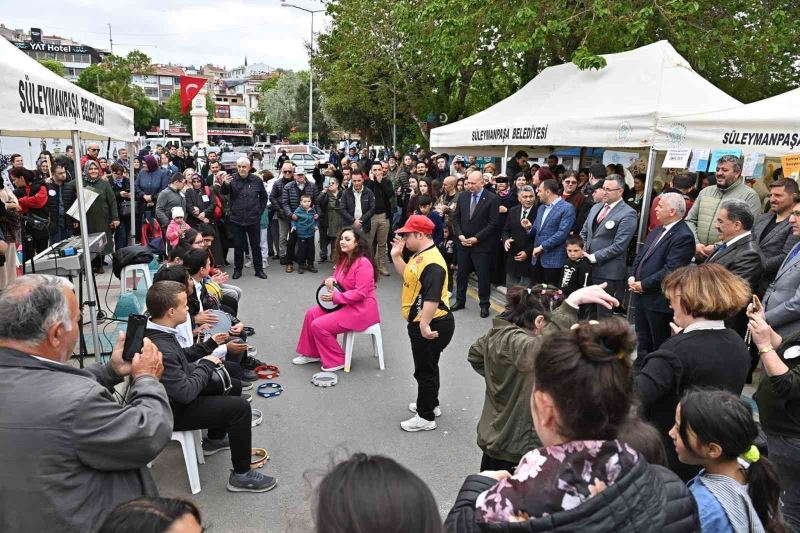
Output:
[236, 156, 251, 167]
[518, 185, 535, 195]
[0, 274, 74, 344]
[717, 154, 743, 173]
[721, 199, 754, 230]
[659, 192, 686, 218]
[605, 174, 625, 190]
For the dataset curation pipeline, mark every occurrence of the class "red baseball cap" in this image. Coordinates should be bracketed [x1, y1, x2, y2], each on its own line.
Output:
[395, 214, 434, 235]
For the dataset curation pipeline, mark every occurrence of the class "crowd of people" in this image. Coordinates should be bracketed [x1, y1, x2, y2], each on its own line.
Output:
[1, 143, 800, 532]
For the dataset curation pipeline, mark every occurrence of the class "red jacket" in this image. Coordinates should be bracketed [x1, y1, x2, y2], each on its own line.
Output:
[17, 183, 48, 214]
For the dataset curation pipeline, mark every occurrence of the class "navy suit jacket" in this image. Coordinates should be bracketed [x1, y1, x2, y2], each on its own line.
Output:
[630, 220, 695, 313]
[529, 199, 576, 269]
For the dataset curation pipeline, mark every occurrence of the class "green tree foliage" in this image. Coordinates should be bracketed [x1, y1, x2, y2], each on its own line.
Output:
[164, 92, 216, 135]
[255, 70, 334, 142]
[314, 0, 800, 146]
[38, 58, 65, 77]
[76, 50, 158, 133]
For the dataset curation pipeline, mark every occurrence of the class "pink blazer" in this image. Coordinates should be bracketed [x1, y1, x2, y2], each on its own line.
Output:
[330, 256, 380, 331]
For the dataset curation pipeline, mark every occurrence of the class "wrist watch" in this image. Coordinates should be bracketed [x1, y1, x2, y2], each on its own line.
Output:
[757, 345, 773, 354]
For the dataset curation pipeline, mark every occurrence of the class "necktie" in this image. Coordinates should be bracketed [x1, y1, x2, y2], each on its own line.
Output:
[521, 209, 528, 221]
[786, 244, 800, 265]
[470, 194, 478, 218]
[711, 242, 727, 260]
[597, 203, 611, 223]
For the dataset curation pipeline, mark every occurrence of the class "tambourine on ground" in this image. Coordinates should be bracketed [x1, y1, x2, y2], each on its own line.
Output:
[316, 281, 345, 312]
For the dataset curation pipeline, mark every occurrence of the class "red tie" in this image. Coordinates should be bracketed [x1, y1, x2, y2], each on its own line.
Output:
[597, 203, 611, 223]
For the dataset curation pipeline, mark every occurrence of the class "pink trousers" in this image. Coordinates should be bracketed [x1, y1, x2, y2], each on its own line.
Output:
[295, 306, 349, 368]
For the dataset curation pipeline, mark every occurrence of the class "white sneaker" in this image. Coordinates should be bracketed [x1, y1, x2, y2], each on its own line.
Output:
[292, 355, 320, 365]
[247, 345, 258, 357]
[245, 260, 253, 268]
[400, 414, 437, 432]
[321, 364, 344, 372]
[408, 403, 442, 417]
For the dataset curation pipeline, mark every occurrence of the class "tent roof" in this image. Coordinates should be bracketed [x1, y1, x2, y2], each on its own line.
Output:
[654, 87, 800, 156]
[430, 41, 741, 156]
[0, 37, 135, 141]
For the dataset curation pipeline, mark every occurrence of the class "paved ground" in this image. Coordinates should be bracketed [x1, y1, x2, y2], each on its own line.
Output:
[145, 261, 495, 532]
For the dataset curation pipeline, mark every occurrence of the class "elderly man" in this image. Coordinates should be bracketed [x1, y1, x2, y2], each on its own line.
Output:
[80, 142, 101, 168]
[580, 174, 638, 318]
[0, 274, 171, 533]
[222, 157, 269, 279]
[763, 204, 800, 338]
[686, 154, 762, 260]
[753, 178, 800, 294]
[628, 193, 695, 360]
[270, 162, 295, 264]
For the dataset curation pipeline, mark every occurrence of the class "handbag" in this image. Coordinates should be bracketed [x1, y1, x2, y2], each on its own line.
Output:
[120, 200, 132, 218]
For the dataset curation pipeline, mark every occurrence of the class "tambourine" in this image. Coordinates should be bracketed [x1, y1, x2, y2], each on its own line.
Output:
[203, 310, 233, 336]
[316, 281, 345, 312]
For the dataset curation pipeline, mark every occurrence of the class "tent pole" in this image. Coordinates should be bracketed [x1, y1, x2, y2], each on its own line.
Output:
[637, 147, 658, 253]
[71, 130, 103, 363]
[501, 146, 509, 174]
[127, 141, 136, 244]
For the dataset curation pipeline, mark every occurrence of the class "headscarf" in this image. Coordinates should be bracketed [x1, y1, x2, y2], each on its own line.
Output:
[83, 160, 101, 182]
[143, 154, 158, 172]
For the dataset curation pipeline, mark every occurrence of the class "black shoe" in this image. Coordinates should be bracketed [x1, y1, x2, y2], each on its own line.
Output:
[255, 271, 268, 279]
[480, 307, 490, 318]
[242, 326, 256, 337]
[450, 302, 466, 311]
[306, 264, 318, 273]
[232, 269, 242, 280]
[241, 369, 259, 382]
[242, 355, 265, 370]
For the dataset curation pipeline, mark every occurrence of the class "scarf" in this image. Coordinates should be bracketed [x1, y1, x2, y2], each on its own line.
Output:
[695, 472, 765, 533]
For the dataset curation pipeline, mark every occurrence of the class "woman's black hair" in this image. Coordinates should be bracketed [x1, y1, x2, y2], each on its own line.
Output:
[499, 284, 561, 330]
[179, 227, 200, 248]
[98, 497, 201, 533]
[534, 317, 636, 440]
[679, 390, 787, 533]
[314, 453, 442, 533]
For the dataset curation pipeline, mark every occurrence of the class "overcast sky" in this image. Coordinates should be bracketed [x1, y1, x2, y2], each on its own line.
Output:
[0, 0, 329, 71]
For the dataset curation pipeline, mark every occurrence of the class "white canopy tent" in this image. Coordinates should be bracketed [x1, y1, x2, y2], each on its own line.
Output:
[0, 37, 137, 362]
[654, 87, 800, 156]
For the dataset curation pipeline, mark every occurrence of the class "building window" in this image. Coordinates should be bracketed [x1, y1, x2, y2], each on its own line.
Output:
[161, 89, 173, 98]
[159, 75, 174, 85]
[144, 87, 158, 97]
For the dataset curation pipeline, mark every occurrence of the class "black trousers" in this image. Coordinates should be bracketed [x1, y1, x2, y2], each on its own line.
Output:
[172, 380, 251, 473]
[294, 236, 315, 265]
[215, 219, 230, 265]
[407, 314, 455, 421]
[591, 277, 625, 319]
[531, 262, 562, 287]
[634, 298, 671, 366]
[230, 222, 263, 272]
[455, 248, 492, 308]
[480, 453, 518, 474]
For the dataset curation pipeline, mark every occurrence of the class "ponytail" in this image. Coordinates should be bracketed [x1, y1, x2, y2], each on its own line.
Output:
[499, 284, 561, 330]
[745, 453, 788, 533]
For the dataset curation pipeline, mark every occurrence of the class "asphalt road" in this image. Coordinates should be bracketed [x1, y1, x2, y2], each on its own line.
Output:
[150, 260, 497, 532]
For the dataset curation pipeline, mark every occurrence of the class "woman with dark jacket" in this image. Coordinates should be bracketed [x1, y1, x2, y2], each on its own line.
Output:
[10, 167, 50, 258]
[134, 154, 168, 241]
[109, 163, 131, 250]
[316, 177, 343, 262]
[184, 174, 217, 229]
[636, 264, 751, 481]
[447, 313, 699, 532]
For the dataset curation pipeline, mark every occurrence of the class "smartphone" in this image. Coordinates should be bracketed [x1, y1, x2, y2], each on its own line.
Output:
[122, 314, 148, 362]
[752, 294, 763, 314]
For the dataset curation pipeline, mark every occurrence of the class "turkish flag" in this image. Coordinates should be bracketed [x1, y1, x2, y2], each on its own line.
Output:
[180, 75, 207, 114]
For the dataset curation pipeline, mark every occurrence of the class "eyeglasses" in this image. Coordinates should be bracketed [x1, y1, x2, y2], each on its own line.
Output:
[602, 187, 622, 192]
[563, 180, 577, 184]
[88, 148, 99, 152]
[282, 170, 294, 174]
[791, 211, 800, 218]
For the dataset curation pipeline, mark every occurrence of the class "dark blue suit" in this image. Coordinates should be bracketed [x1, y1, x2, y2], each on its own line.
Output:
[529, 199, 575, 285]
[630, 220, 695, 359]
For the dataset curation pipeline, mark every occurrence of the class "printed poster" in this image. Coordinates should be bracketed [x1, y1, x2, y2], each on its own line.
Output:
[688, 149, 710, 173]
[602, 150, 640, 168]
[662, 148, 692, 169]
[742, 153, 766, 178]
[66, 188, 99, 221]
[708, 149, 742, 173]
[782, 154, 800, 180]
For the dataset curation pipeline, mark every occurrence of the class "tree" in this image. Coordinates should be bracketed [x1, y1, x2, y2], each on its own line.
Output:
[76, 50, 158, 133]
[164, 92, 216, 135]
[314, 0, 800, 147]
[257, 71, 301, 136]
[38, 58, 65, 77]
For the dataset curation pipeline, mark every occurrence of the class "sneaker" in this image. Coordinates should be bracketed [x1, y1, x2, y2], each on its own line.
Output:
[242, 326, 256, 337]
[321, 364, 344, 372]
[292, 355, 320, 365]
[247, 345, 258, 357]
[241, 369, 258, 382]
[400, 414, 437, 432]
[202, 436, 230, 456]
[245, 260, 253, 268]
[241, 381, 253, 391]
[227, 470, 278, 493]
[243, 393, 252, 403]
[409, 403, 442, 417]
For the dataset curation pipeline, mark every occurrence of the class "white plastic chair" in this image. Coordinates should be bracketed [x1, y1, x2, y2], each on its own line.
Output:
[171, 430, 205, 495]
[343, 323, 384, 372]
[119, 263, 153, 294]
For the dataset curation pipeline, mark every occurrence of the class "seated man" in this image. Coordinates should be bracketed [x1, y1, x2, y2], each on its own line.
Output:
[143, 280, 277, 493]
[0, 274, 171, 532]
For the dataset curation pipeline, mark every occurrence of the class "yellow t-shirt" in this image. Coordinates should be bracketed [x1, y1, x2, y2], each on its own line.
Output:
[401, 244, 450, 322]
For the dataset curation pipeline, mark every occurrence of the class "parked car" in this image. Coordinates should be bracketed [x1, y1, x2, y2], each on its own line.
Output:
[272, 144, 328, 162]
[253, 141, 271, 156]
[219, 151, 249, 173]
[290, 153, 324, 174]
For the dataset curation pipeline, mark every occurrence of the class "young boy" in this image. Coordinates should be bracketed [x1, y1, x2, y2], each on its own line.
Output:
[415, 195, 444, 245]
[560, 235, 592, 318]
[291, 194, 318, 274]
[438, 224, 456, 294]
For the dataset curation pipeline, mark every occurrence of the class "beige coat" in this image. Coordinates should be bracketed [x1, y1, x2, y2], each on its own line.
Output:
[0, 187, 19, 289]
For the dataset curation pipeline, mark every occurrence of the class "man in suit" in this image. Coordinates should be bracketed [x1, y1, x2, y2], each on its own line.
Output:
[753, 178, 799, 295]
[529, 179, 576, 286]
[706, 199, 764, 337]
[452, 170, 499, 317]
[628, 193, 695, 361]
[579, 174, 638, 318]
[340, 172, 376, 235]
[502, 185, 537, 287]
[764, 204, 800, 338]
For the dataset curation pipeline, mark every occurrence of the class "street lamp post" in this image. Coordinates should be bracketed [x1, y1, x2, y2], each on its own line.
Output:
[281, 1, 324, 146]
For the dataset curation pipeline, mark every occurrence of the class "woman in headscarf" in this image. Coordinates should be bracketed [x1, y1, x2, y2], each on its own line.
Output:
[134, 154, 168, 242]
[66, 160, 119, 274]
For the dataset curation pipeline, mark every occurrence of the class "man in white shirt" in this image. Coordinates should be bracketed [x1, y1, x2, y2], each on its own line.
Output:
[341, 172, 375, 234]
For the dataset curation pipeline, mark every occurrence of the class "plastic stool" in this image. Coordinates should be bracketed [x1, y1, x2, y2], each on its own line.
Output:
[343, 323, 384, 373]
[119, 263, 153, 294]
[171, 430, 205, 495]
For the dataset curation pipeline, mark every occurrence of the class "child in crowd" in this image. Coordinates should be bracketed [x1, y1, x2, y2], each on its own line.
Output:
[165, 206, 188, 248]
[438, 224, 456, 293]
[416, 195, 444, 246]
[671, 389, 786, 533]
[292, 194, 318, 274]
[560, 235, 592, 318]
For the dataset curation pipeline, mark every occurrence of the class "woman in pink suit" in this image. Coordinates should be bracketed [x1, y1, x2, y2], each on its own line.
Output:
[294, 228, 380, 371]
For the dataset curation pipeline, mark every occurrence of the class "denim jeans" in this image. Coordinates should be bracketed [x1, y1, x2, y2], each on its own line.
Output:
[766, 432, 800, 531]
